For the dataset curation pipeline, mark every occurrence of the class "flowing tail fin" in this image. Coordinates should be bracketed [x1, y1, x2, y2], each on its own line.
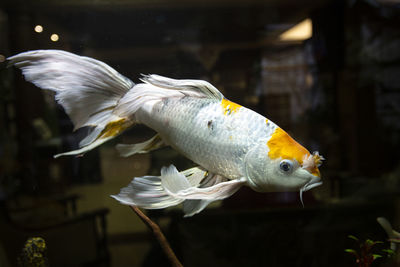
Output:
[8, 50, 135, 157]
[9, 50, 225, 157]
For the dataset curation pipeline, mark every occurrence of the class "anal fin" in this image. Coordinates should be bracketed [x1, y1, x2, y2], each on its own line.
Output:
[54, 117, 132, 158]
[116, 134, 165, 157]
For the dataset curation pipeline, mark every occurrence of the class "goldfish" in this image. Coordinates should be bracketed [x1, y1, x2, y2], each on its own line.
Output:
[8, 50, 324, 216]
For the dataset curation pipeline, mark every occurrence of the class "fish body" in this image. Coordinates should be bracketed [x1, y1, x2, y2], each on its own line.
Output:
[8, 50, 324, 216]
[137, 96, 271, 180]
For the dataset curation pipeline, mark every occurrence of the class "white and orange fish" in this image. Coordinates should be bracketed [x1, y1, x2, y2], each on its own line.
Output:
[8, 50, 324, 216]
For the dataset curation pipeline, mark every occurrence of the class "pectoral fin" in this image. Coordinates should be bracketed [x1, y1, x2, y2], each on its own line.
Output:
[112, 165, 245, 216]
[181, 172, 236, 217]
[111, 175, 182, 209]
[111, 166, 208, 210]
[183, 200, 213, 217]
[161, 165, 245, 201]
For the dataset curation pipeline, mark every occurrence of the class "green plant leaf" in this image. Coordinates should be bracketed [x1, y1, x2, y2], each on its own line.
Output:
[365, 239, 383, 248]
[345, 249, 358, 256]
[382, 249, 395, 256]
[348, 235, 359, 241]
[372, 254, 382, 261]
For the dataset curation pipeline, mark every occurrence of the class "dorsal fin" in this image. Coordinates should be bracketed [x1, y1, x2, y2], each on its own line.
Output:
[140, 74, 224, 100]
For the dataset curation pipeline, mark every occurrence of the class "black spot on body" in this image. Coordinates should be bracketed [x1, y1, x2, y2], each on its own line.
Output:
[207, 120, 213, 130]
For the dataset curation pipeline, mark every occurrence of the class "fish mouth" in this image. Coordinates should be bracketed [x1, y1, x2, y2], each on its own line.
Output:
[299, 176, 322, 207]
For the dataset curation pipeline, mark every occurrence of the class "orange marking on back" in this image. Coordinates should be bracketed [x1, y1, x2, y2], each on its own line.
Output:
[221, 98, 241, 115]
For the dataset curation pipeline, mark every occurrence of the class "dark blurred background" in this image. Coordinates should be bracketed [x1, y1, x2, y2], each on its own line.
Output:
[1, 0, 400, 266]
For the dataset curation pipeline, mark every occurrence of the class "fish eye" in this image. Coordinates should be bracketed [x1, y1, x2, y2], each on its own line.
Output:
[279, 160, 293, 173]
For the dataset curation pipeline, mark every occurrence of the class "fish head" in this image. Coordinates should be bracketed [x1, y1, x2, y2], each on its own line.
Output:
[244, 127, 324, 195]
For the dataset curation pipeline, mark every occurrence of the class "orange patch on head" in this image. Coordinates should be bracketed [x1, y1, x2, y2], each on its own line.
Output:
[267, 127, 311, 166]
[268, 128, 322, 177]
[221, 98, 241, 115]
[311, 168, 321, 177]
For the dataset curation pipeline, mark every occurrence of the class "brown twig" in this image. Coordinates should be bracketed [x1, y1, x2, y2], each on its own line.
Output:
[130, 205, 183, 267]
